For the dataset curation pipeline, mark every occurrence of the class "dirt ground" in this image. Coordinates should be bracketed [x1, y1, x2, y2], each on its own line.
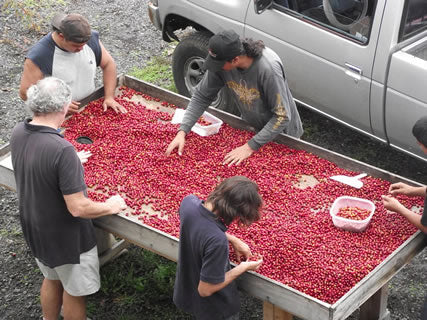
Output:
[0, 0, 426, 319]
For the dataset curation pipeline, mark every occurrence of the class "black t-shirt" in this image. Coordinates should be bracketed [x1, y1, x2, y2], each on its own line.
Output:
[10, 119, 96, 268]
[173, 195, 240, 320]
[421, 195, 427, 227]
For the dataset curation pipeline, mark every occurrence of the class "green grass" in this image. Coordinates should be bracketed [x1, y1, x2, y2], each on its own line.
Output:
[129, 53, 177, 93]
[88, 246, 191, 319]
[0, 227, 22, 237]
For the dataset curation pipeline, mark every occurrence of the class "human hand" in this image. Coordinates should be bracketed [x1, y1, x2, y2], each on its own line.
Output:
[388, 182, 413, 196]
[223, 143, 254, 166]
[165, 131, 186, 156]
[240, 258, 263, 272]
[382, 195, 405, 213]
[230, 237, 251, 263]
[103, 97, 127, 114]
[77, 150, 92, 164]
[66, 101, 81, 115]
[105, 194, 127, 214]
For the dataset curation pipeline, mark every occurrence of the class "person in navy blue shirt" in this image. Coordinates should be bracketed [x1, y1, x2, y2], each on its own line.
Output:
[174, 176, 263, 320]
[382, 115, 427, 320]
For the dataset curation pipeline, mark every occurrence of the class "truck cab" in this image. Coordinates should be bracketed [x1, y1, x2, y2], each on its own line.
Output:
[148, 0, 427, 161]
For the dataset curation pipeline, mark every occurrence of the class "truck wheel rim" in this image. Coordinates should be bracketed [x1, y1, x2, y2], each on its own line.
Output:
[183, 56, 206, 95]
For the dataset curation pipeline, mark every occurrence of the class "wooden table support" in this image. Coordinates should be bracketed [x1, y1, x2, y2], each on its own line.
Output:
[262, 284, 391, 320]
[98, 238, 130, 267]
[264, 302, 293, 320]
[359, 285, 391, 320]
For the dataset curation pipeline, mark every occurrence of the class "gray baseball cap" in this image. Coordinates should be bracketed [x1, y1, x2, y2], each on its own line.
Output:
[51, 13, 91, 43]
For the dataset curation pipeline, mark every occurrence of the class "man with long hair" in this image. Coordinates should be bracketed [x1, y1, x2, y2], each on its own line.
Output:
[173, 176, 263, 319]
[166, 29, 303, 165]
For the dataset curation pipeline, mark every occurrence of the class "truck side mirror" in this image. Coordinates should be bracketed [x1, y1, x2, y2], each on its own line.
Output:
[254, 0, 273, 14]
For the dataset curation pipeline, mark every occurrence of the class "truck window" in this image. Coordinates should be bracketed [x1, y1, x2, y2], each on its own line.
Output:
[400, 0, 427, 41]
[273, 0, 376, 44]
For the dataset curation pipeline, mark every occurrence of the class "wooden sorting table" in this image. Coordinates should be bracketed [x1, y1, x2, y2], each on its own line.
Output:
[1, 75, 425, 320]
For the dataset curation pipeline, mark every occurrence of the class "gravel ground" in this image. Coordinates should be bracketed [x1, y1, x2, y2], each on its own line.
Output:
[0, 1, 426, 319]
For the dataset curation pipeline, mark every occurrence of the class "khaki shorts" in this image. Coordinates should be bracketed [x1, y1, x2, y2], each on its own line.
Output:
[35, 246, 100, 297]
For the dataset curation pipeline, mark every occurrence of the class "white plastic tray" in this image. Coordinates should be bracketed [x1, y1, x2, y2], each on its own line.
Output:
[330, 196, 376, 232]
[171, 108, 223, 137]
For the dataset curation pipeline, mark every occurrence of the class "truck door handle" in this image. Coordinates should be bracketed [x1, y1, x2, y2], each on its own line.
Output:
[345, 63, 362, 83]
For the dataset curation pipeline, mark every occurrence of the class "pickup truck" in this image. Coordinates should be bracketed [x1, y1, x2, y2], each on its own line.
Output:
[148, 0, 427, 162]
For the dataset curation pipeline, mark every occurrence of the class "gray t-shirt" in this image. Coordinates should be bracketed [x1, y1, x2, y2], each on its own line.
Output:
[10, 119, 96, 268]
[180, 47, 303, 150]
[173, 195, 240, 320]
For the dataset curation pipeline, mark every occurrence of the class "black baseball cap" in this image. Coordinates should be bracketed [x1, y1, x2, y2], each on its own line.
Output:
[51, 13, 91, 43]
[203, 30, 243, 72]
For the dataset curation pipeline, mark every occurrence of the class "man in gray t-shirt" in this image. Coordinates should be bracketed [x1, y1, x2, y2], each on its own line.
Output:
[166, 29, 303, 166]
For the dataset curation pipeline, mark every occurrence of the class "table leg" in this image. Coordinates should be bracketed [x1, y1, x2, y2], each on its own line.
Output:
[359, 284, 390, 320]
[263, 301, 293, 320]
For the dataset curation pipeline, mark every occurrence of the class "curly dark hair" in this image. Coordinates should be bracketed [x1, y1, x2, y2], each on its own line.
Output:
[241, 38, 265, 59]
[207, 176, 262, 226]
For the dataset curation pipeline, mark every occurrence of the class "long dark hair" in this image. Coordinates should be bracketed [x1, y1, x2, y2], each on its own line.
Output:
[242, 38, 265, 59]
[207, 176, 262, 226]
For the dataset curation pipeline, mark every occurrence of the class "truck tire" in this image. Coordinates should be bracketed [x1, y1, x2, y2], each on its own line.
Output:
[172, 31, 240, 116]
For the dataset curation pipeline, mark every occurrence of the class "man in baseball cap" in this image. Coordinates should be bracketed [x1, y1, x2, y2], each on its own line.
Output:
[167, 29, 303, 166]
[19, 13, 126, 114]
[203, 30, 243, 73]
[51, 13, 92, 43]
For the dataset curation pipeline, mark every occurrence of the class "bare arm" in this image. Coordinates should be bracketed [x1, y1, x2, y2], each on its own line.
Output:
[64, 192, 126, 219]
[382, 195, 427, 233]
[198, 259, 262, 297]
[389, 183, 426, 197]
[99, 41, 126, 113]
[19, 59, 43, 100]
[226, 233, 251, 262]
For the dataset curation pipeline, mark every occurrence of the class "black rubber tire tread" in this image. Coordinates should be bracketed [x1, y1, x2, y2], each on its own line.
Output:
[172, 31, 211, 97]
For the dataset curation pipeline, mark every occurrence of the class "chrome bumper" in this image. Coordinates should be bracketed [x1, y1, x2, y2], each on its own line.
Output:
[148, 2, 162, 31]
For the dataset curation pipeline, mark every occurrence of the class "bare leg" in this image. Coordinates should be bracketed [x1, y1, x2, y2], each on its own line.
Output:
[62, 290, 86, 320]
[40, 278, 63, 320]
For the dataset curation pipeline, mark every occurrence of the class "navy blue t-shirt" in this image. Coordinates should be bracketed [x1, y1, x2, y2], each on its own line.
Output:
[421, 195, 427, 227]
[173, 195, 240, 319]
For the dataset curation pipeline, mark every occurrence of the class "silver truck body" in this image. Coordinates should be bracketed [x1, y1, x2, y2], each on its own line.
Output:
[148, 0, 427, 161]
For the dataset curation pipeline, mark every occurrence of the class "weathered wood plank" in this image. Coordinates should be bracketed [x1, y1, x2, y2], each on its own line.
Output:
[93, 215, 179, 262]
[331, 232, 426, 320]
[359, 285, 390, 320]
[0, 154, 15, 191]
[263, 301, 293, 320]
